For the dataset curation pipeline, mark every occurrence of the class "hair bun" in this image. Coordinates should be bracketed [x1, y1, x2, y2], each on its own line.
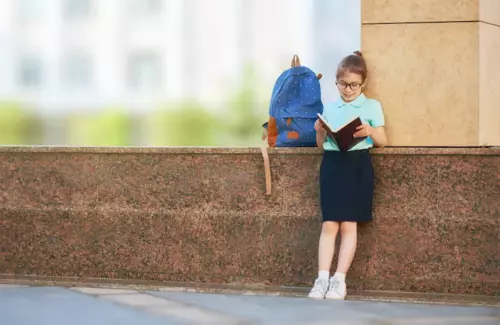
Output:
[353, 51, 363, 57]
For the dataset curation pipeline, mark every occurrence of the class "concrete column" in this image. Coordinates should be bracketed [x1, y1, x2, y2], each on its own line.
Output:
[361, 0, 500, 146]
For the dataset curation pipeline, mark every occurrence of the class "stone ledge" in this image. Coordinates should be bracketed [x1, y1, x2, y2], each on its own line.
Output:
[0, 145, 498, 156]
[361, 0, 481, 25]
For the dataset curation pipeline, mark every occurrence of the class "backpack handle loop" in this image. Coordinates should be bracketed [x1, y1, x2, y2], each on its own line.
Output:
[291, 55, 301, 68]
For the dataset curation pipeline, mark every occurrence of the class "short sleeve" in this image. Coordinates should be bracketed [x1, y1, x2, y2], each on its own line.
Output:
[369, 100, 385, 127]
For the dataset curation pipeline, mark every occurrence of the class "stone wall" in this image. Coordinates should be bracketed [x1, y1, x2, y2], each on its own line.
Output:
[0, 147, 499, 295]
[361, 0, 500, 146]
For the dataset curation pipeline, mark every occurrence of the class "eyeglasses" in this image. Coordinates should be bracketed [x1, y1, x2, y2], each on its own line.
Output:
[336, 81, 362, 91]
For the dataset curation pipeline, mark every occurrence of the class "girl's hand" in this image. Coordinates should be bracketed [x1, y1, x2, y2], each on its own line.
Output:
[353, 124, 372, 138]
[314, 119, 326, 135]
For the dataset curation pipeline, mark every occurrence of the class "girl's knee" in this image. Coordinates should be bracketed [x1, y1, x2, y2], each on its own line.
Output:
[321, 221, 339, 236]
[340, 222, 357, 236]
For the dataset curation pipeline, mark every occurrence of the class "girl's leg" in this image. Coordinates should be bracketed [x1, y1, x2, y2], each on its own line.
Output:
[318, 221, 339, 272]
[325, 221, 357, 300]
[336, 221, 357, 274]
[308, 221, 339, 299]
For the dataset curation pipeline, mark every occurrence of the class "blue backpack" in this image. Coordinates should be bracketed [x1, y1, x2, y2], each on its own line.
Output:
[264, 55, 324, 147]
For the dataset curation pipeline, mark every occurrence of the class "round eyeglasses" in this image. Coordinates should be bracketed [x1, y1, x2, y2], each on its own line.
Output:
[336, 81, 362, 91]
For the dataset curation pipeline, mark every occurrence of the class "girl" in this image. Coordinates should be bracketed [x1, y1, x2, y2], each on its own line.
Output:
[308, 51, 387, 300]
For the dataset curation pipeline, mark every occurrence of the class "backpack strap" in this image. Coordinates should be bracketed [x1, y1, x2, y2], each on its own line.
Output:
[260, 142, 272, 195]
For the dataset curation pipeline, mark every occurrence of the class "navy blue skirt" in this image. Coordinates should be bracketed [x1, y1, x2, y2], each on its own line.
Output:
[319, 149, 374, 223]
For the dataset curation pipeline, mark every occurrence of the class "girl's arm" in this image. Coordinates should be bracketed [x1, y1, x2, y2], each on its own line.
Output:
[314, 119, 326, 151]
[370, 126, 387, 148]
[354, 124, 388, 148]
[316, 132, 326, 151]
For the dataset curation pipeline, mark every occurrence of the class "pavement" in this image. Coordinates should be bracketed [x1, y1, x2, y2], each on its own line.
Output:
[1, 284, 499, 325]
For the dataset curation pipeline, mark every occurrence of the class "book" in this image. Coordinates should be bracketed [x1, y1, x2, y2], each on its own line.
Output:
[317, 113, 367, 151]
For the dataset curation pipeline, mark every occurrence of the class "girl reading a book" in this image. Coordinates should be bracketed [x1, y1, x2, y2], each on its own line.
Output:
[308, 51, 387, 300]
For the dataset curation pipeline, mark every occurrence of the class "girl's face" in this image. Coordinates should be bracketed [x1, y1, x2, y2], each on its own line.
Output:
[336, 71, 365, 103]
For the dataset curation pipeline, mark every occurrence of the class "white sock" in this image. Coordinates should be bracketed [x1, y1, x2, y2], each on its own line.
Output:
[333, 272, 346, 281]
[318, 271, 330, 280]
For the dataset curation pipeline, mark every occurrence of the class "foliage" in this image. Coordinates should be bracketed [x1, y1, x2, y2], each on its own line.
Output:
[0, 62, 272, 147]
[145, 101, 217, 146]
[66, 107, 131, 146]
[222, 63, 269, 146]
[0, 102, 41, 145]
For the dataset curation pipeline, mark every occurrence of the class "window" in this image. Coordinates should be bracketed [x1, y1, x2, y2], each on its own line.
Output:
[63, 54, 92, 88]
[64, 0, 91, 19]
[128, 0, 163, 18]
[128, 53, 162, 91]
[19, 56, 42, 88]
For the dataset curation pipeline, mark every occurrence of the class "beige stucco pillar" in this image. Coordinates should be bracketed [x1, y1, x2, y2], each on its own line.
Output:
[361, 0, 500, 146]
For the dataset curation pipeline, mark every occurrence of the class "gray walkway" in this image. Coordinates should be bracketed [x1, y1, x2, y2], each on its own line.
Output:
[1, 285, 499, 325]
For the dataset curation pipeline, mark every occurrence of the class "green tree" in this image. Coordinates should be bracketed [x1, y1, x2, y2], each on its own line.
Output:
[223, 63, 269, 146]
[66, 107, 131, 146]
[0, 102, 42, 145]
[145, 101, 217, 146]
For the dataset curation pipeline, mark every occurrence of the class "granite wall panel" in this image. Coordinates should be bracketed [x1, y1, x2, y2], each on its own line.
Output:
[0, 147, 499, 295]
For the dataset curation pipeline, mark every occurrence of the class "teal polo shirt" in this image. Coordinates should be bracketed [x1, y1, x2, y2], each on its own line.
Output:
[322, 93, 385, 151]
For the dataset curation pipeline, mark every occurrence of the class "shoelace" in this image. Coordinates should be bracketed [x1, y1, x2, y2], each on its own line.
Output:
[329, 279, 340, 292]
[311, 280, 326, 293]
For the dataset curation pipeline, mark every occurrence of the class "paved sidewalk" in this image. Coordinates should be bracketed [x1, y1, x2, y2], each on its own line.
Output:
[1, 284, 499, 325]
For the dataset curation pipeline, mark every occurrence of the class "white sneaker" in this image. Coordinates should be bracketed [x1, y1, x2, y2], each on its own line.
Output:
[325, 276, 347, 300]
[308, 278, 329, 299]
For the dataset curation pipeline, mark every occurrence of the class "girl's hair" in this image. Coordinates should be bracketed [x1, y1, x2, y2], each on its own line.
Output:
[336, 51, 368, 82]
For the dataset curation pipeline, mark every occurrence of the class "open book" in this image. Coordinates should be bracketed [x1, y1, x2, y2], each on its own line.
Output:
[317, 113, 367, 151]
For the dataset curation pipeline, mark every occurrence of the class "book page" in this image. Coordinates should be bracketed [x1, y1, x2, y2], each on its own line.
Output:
[333, 116, 360, 133]
[316, 113, 334, 133]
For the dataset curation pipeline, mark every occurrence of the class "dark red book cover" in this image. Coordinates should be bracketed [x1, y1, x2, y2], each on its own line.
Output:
[317, 114, 367, 151]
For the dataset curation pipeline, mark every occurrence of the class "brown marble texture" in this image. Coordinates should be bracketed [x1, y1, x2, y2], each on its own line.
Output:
[0, 147, 499, 296]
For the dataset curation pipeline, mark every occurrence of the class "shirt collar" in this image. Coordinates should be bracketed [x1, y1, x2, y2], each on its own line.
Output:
[335, 93, 367, 108]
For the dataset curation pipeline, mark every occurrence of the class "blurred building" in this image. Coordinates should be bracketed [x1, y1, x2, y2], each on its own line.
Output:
[0, 0, 329, 114]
